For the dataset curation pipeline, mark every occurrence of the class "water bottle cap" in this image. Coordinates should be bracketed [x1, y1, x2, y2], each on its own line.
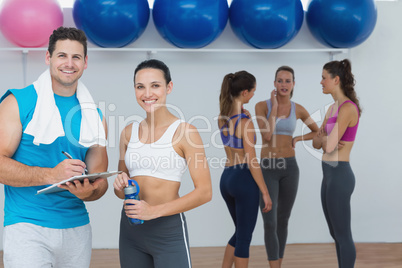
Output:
[124, 179, 139, 195]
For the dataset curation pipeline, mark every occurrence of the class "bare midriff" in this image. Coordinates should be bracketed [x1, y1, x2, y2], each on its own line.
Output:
[322, 142, 354, 162]
[260, 135, 295, 159]
[134, 176, 181, 205]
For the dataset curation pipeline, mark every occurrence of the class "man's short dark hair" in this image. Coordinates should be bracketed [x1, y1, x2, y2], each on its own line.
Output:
[48, 27, 87, 57]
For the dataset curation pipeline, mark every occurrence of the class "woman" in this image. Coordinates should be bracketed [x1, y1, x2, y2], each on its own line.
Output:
[219, 70, 272, 268]
[313, 59, 361, 268]
[113, 59, 212, 268]
[255, 66, 319, 268]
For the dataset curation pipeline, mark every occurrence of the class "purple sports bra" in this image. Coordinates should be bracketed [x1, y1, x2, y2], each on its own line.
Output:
[325, 100, 359, 142]
[220, 113, 255, 149]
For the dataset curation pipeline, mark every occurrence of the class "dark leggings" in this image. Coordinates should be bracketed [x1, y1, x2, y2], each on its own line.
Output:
[119, 211, 191, 268]
[259, 157, 299, 261]
[321, 161, 356, 268]
[220, 163, 260, 258]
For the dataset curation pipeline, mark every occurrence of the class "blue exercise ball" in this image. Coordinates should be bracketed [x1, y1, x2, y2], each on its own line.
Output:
[229, 0, 304, 49]
[73, 0, 150, 48]
[306, 0, 377, 48]
[152, 0, 228, 48]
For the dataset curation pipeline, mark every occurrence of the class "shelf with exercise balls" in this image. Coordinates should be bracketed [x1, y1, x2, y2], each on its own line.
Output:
[306, 0, 378, 48]
[152, 0, 229, 49]
[72, 0, 150, 48]
[0, 0, 63, 48]
[0, 0, 352, 60]
[229, 0, 304, 49]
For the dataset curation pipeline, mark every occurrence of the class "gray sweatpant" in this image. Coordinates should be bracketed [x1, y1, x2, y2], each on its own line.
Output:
[259, 157, 299, 261]
[3, 222, 92, 268]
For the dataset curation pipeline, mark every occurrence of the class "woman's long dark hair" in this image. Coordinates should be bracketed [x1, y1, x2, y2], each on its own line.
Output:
[219, 71, 256, 125]
[323, 59, 362, 115]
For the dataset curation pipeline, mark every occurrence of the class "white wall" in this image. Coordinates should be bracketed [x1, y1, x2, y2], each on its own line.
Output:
[0, 2, 401, 250]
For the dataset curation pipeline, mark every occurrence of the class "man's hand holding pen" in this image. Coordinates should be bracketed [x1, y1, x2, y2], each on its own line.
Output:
[62, 151, 88, 175]
[42, 151, 94, 198]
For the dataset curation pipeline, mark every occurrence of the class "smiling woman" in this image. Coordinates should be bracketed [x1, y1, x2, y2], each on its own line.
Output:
[113, 58, 212, 268]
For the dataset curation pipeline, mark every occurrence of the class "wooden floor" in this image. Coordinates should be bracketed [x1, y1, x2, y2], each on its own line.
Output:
[1, 243, 401, 267]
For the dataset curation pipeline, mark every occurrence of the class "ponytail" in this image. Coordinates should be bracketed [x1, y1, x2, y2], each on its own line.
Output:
[219, 71, 256, 125]
[323, 59, 362, 115]
[219, 74, 234, 125]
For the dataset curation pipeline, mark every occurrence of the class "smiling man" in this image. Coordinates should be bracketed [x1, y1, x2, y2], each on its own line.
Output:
[0, 27, 108, 268]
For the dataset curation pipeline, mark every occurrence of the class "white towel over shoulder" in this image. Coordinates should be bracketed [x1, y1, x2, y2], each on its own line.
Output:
[24, 69, 106, 147]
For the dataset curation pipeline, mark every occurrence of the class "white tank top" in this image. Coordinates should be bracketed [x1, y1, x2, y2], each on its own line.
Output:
[125, 120, 187, 182]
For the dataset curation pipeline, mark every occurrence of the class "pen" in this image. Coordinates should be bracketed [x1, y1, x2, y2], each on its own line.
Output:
[61, 151, 88, 175]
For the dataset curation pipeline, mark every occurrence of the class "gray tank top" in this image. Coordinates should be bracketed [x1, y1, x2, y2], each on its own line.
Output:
[266, 99, 297, 136]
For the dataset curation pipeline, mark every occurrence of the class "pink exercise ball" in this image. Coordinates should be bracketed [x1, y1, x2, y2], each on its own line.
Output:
[0, 0, 63, 47]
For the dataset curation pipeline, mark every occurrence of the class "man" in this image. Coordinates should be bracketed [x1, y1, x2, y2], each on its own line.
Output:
[0, 27, 108, 267]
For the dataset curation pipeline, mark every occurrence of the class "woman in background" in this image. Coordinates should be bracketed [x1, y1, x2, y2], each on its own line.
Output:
[219, 70, 272, 268]
[255, 66, 318, 268]
[313, 59, 361, 268]
[113, 59, 212, 268]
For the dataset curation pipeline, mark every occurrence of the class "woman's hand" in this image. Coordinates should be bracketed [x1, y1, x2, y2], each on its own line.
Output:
[261, 192, 273, 213]
[113, 172, 130, 192]
[124, 199, 158, 221]
[317, 125, 327, 138]
[292, 136, 301, 148]
[271, 89, 278, 107]
[337, 140, 345, 150]
[241, 106, 251, 118]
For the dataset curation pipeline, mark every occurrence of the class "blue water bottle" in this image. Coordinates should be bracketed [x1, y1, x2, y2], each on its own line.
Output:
[124, 179, 144, 225]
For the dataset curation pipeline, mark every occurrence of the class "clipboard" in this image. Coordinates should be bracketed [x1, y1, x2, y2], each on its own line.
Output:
[36, 171, 122, 195]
